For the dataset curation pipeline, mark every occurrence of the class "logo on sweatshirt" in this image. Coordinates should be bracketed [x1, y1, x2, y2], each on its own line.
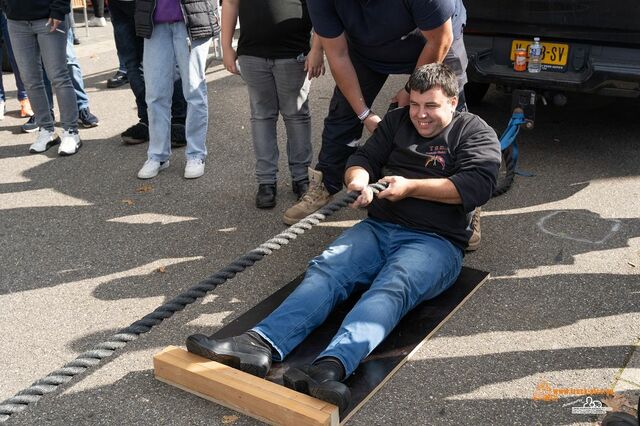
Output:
[424, 145, 448, 170]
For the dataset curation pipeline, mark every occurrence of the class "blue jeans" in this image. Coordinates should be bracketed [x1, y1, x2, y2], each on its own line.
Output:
[0, 12, 28, 101]
[237, 55, 312, 184]
[109, 0, 186, 125]
[7, 18, 78, 131]
[253, 218, 463, 376]
[143, 22, 211, 161]
[317, 37, 469, 194]
[43, 17, 89, 111]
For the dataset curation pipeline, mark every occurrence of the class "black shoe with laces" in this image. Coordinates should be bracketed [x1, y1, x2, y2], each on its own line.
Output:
[107, 70, 129, 88]
[256, 184, 277, 209]
[170, 123, 186, 147]
[185, 333, 273, 378]
[283, 360, 351, 415]
[78, 107, 99, 128]
[121, 122, 149, 145]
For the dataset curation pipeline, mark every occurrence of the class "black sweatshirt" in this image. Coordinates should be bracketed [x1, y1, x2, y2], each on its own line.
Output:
[5, 0, 69, 21]
[346, 107, 501, 249]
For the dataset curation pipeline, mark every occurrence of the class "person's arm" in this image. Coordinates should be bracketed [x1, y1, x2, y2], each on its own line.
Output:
[305, 32, 325, 79]
[221, 0, 240, 74]
[393, 19, 454, 106]
[319, 33, 381, 133]
[377, 175, 461, 204]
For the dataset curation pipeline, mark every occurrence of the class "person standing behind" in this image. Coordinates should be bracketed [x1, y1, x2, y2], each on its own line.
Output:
[135, 0, 219, 179]
[109, 0, 188, 146]
[5, 0, 81, 155]
[0, 10, 34, 119]
[283, 0, 468, 224]
[221, 0, 325, 208]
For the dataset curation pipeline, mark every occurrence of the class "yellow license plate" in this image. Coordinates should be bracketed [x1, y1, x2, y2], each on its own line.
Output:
[510, 40, 569, 69]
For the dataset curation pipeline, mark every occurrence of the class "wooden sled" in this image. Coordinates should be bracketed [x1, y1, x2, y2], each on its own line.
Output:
[155, 267, 489, 425]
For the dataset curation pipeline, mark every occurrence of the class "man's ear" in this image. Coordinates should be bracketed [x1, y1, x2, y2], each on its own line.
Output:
[450, 96, 458, 111]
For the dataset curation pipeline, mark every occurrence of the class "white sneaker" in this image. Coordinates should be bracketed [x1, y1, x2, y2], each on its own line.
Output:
[0, 100, 5, 120]
[29, 128, 61, 153]
[87, 17, 107, 27]
[138, 159, 170, 179]
[184, 158, 205, 179]
[58, 129, 82, 156]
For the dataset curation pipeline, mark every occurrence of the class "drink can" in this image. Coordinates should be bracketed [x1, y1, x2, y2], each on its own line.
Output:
[514, 48, 527, 71]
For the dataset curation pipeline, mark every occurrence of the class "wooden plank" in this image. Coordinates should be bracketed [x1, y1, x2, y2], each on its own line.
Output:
[154, 346, 339, 426]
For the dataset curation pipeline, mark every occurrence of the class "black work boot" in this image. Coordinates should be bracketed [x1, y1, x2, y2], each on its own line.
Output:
[185, 332, 273, 378]
[292, 179, 309, 200]
[256, 184, 277, 209]
[283, 358, 351, 415]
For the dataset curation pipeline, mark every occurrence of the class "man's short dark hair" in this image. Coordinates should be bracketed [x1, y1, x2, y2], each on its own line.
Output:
[405, 63, 458, 98]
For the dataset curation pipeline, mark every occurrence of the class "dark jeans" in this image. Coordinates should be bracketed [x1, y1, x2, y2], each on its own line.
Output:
[92, 0, 104, 18]
[109, 0, 186, 125]
[317, 44, 468, 194]
[0, 11, 28, 100]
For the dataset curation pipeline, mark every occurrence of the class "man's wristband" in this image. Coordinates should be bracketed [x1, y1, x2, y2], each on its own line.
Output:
[357, 107, 372, 122]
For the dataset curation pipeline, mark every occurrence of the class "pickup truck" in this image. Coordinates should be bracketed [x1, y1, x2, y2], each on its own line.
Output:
[463, 0, 640, 105]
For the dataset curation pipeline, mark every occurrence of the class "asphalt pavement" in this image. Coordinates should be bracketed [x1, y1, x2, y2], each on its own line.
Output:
[1, 22, 638, 426]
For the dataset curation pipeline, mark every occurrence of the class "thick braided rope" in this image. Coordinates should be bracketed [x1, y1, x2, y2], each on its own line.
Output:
[0, 182, 388, 422]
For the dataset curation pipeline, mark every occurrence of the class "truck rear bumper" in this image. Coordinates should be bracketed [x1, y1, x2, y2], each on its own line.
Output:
[464, 34, 640, 97]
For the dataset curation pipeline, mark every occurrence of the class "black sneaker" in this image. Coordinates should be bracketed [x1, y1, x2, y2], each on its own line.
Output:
[106, 70, 128, 88]
[185, 333, 273, 378]
[121, 122, 149, 145]
[73, 36, 81, 45]
[21, 115, 38, 133]
[78, 107, 99, 128]
[170, 123, 186, 147]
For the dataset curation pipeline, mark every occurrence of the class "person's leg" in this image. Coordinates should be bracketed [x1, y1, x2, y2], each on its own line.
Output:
[110, 0, 146, 122]
[317, 226, 463, 377]
[7, 19, 55, 131]
[0, 12, 29, 101]
[37, 19, 78, 132]
[172, 23, 210, 166]
[143, 23, 176, 163]
[252, 219, 390, 361]
[237, 55, 280, 185]
[186, 219, 388, 378]
[64, 16, 89, 111]
[92, 0, 104, 18]
[317, 56, 388, 194]
[444, 36, 469, 112]
[272, 56, 312, 185]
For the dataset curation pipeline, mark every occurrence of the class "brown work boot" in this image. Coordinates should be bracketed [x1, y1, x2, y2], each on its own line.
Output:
[283, 168, 332, 225]
[466, 207, 481, 252]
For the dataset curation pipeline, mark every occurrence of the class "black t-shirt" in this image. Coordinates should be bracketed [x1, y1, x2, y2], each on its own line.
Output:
[346, 108, 501, 249]
[307, 0, 466, 74]
[237, 0, 312, 59]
